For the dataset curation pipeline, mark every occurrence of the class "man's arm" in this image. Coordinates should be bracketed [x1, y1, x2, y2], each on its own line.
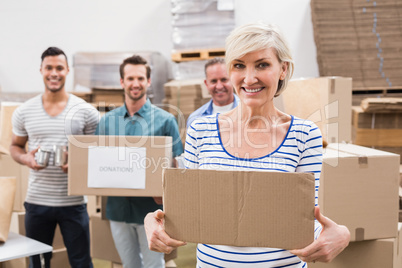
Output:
[10, 134, 44, 171]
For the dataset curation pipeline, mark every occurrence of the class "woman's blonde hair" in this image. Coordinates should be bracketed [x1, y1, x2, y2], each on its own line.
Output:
[225, 22, 294, 97]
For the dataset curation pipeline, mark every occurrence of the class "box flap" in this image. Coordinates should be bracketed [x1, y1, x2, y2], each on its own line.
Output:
[163, 168, 315, 249]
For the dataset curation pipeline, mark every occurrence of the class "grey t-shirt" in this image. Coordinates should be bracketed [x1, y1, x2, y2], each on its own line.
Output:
[12, 94, 99, 206]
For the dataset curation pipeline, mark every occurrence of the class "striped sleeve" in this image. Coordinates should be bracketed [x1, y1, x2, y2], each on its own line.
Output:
[83, 104, 100, 135]
[12, 105, 27, 137]
[184, 121, 199, 169]
[295, 121, 323, 239]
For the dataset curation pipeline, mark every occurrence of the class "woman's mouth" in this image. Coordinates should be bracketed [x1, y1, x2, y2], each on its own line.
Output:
[243, 87, 263, 93]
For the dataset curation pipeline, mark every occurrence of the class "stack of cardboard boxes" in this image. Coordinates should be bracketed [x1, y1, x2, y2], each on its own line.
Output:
[0, 102, 70, 267]
[278, 76, 402, 267]
[277, 76, 353, 144]
[352, 99, 402, 163]
[309, 144, 401, 267]
[311, 0, 402, 89]
[0, 102, 29, 214]
[162, 79, 211, 144]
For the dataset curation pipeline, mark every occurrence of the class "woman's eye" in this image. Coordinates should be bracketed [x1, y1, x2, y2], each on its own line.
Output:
[258, 62, 269, 68]
[233, 63, 244, 69]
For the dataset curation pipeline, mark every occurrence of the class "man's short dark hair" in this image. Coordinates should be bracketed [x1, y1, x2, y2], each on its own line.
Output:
[119, 55, 151, 79]
[41, 47, 68, 66]
[204, 57, 225, 76]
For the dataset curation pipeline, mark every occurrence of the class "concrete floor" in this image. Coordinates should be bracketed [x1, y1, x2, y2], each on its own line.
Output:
[93, 243, 197, 268]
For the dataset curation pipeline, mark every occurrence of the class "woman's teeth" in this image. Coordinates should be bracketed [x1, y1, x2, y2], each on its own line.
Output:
[244, 87, 263, 93]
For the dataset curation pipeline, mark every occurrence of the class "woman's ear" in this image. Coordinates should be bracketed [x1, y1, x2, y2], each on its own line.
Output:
[280, 62, 288, 80]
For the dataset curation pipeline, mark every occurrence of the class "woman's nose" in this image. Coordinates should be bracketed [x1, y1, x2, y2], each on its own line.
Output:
[243, 68, 258, 85]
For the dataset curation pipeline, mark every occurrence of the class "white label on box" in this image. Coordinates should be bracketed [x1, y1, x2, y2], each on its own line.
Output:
[87, 146, 146, 189]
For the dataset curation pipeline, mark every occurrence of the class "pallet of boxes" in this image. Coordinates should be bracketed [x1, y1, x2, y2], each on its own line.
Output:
[278, 76, 402, 267]
[163, 0, 235, 143]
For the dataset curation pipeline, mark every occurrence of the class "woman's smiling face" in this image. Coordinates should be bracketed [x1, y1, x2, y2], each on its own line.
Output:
[230, 48, 288, 109]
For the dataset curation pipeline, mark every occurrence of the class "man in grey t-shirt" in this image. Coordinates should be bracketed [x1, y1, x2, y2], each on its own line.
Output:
[10, 47, 98, 268]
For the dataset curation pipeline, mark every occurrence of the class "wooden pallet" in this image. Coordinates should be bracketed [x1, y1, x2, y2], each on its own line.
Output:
[171, 48, 225, 62]
[353, 86, 402, 93]
[352, 87, 402, 106]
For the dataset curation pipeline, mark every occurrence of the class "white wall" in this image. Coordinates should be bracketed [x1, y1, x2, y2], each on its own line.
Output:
[0, 0, 318, 94]
[235, 0, 319, 79]
[0, 0, 173, 93]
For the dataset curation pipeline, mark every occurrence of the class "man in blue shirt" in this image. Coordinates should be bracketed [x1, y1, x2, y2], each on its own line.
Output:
[186, 57, 239, 128]
[95, 55, 183, 268]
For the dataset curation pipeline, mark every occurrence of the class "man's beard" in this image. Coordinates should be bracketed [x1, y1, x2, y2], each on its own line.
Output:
[126, 89, 146, 101]
[46, 83, 64, 93]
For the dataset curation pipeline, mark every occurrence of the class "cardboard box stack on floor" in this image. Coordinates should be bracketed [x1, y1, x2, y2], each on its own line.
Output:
[352, 98, 402, 163]
[310, 143, 400, 267]
[0, 103, 71, 268]
[310, 223, 402, 268]
[162, 79, 211, 144]
[162, 79, 210, 119]
[0, 102, 29, 212]
[0, 102, 101, 267]
[277, 76, 353, 144]
[311, 0, 402, 89]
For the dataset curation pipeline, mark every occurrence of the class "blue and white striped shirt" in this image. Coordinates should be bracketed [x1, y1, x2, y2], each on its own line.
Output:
[184, 114, 323, 268]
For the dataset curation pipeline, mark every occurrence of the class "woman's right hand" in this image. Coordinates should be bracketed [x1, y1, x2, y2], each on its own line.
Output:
[144, 209, 187, 254]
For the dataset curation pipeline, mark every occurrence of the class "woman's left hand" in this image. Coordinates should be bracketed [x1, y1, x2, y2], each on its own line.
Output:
[289, 206, 350, 263]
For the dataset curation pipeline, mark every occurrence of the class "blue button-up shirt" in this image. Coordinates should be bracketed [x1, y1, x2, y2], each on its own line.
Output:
[186, 94, 240, 129]
[95, 99, 183, 224]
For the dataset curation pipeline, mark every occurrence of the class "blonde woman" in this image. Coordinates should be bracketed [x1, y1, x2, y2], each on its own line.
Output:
[145, 22, 350, 267]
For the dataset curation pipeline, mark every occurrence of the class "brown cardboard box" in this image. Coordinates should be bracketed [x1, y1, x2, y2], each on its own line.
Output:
[68, 135, 172, 196]
[163, 168, 315, 249]
[1, 257, 28, 268]
[309, 223, 402, 268]
[90, 215, 122, 263]
[0, 154, 29, 211]
[164, 79, 210, 99]
[361, 98, 402, 113]
[86, 195, 101, 216]
[91, 88, 124, 106]
[352, 106, 402, 147]
[278, 77, 352, 144]
[400, 165, 402, 187]
[0, 102, 22, 154]
[50, 248, 69, 268]
[321, 143, 400, 241]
